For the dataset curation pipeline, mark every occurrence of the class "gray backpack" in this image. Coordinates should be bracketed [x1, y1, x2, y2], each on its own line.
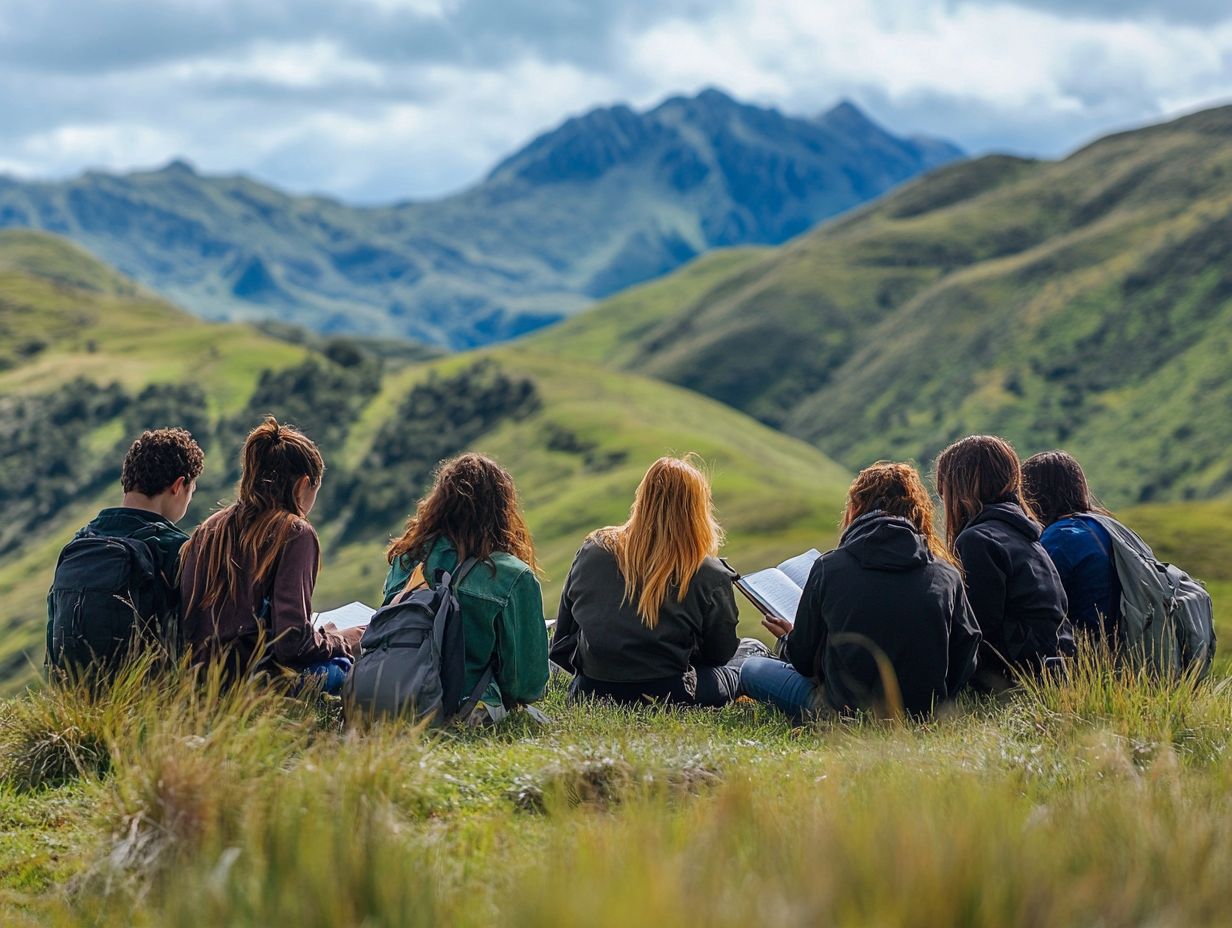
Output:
[343, 558, 495, 725]
[1084, 514, 1215, 680]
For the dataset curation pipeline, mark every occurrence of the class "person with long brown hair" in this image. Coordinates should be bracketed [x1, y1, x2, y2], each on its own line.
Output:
[549, 455, 767, 706]
[1022, 450, 1120, 639]
[380, 452, 548, 721]
[180, 418, 361, 688]
[935, 435, 1073, 686]
[740, 462, 982, 721]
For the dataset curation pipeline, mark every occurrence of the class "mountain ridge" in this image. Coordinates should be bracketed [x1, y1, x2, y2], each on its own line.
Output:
[530, 101, 1232, 507]
[0, 89, 961, 349]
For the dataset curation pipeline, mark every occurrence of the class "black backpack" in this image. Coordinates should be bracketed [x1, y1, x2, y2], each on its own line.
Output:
[344, 558, 495, 726]
[46, 525, 173, 679]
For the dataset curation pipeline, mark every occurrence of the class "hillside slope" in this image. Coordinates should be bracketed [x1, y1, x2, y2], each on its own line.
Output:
[0, 91, 960, 349]
[534, 104, 1232, 506]
[0, 232, 852, 693]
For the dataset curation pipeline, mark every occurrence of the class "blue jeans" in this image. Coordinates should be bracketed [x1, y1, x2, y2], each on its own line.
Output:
[740, 656, 821, 724]
[300, 656, 352, 696]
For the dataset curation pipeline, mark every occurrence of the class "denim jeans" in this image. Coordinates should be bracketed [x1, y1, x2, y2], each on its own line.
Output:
[300, 656, 352, 695]
[739, 655, 822, 724]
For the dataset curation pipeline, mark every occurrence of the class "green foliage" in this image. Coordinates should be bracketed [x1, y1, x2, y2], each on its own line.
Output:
[340, 359, 541, 536]
[122, 383, 209, 440]
[0, 379, 128, 555]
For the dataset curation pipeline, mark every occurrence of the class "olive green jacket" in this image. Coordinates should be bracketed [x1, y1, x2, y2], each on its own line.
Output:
[382, 537, 549, 708]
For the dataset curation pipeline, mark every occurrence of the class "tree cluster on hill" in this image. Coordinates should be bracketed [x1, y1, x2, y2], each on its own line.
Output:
[337, 359, 541, 538]
[0, 379, 128, 554]
[0, 347, 543, 557]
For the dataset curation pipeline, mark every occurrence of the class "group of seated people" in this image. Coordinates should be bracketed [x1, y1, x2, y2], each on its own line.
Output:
[47, 417, 1130, 723]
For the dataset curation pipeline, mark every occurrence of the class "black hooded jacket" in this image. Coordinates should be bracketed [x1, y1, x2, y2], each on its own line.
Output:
[954, 501, 1074, 672]
[782, 512, 981, 716]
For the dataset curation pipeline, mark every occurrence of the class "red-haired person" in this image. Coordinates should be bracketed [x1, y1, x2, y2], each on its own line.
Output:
[741, 462, 981, 721]
[180, 419, 361, 690]
[550, 456, 768, 707]
[381, 453, 549, 723]
[936, 435, 1074, 688]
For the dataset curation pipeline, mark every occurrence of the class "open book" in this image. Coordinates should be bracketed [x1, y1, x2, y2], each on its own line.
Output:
[312, 601, 375, 632]
[734, 549, 822, 621]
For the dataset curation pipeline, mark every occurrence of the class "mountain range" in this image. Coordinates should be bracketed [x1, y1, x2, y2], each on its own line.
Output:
[0, 89, 960, 349]
[534, 103, 1232, 506]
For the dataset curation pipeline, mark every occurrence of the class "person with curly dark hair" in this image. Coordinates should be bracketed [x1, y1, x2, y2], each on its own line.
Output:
[381, 452, 549, 722]
[47, 428, 205, 677]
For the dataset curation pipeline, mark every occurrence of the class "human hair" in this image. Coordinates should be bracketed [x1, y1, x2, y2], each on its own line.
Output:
[386, 453, 538, 573]
[1021, 450, 1108, 527]
[181, 418, 323, 610]
[589, 455, 724, 629]
[842, 461, 955, 566]
[934, 435, 1038, 549]
[120, 428, 204, 496]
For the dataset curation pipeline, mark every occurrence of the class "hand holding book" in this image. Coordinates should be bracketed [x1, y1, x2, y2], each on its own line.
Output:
[732, 548, 822, 624]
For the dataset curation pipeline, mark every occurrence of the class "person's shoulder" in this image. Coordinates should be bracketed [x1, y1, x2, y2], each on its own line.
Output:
[283, 516, 320, 550]
[695, 555, 736, 586]
[927, 556, 965, 587]
[573, 538, 613, 566]
[489, 550, 533, 575]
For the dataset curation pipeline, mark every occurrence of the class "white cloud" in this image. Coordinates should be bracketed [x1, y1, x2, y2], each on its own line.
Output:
[0, 0, 1229, 199]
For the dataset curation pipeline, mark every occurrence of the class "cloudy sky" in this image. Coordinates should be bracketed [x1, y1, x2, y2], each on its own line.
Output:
[1, 0, 1230, 202]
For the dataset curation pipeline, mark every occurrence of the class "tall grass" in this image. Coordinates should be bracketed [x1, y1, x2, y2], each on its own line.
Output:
[3, 654, 1232, 927]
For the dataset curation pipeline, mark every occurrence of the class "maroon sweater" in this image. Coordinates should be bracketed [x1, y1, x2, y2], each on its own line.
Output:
[180, 515, 346, 676]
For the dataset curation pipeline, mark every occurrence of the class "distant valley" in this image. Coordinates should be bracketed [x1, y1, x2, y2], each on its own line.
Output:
[0, 89, 960, 349]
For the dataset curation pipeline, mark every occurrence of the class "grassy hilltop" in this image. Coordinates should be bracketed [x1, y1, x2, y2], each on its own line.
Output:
[534, 103, 1232, 506]
[0, 230, 851, 693]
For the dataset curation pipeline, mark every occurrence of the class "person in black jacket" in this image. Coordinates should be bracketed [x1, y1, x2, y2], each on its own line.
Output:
[936, 435, 1074, 688]
[740, 462, 982, 721]
[550, 456, 767, 706]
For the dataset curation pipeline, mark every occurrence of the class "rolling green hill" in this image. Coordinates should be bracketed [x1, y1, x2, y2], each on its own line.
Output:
[0, 231, 853, 693]
[0, 91, 959, 349]
[534, 103, 1232, 507]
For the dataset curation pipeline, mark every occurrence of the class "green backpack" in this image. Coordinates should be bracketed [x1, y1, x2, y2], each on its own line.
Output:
[1085, 514, 1215, 680]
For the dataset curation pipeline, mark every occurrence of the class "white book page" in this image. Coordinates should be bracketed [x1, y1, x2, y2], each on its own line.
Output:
[312, 601, 375, 631]
[736, 569, 804, 621]
[777, 549, 822, 588]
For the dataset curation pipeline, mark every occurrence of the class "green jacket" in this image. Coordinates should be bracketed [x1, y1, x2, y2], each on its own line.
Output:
[382, 537, 549, 708]
[47, 507, 189, 659]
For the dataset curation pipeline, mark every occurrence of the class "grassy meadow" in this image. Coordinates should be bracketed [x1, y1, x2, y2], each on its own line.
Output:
[2, 650, 1232, 926]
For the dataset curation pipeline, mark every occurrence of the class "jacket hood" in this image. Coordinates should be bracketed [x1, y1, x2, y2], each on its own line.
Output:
[967, 500, 1041, 541]
[838, 511, 930, 571]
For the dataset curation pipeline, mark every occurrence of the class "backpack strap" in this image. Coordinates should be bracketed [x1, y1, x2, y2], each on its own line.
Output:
[456, 659, 497, 723]
[450, 556, 481, 589]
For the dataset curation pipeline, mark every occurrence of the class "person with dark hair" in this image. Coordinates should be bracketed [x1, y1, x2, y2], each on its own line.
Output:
[935, 435, 1074, 687]
[1022, 451, 1120, 640]
[180, 418, 361, 690]
[740, 462, 981, 721]
[47, 428, 205, 676]
[381, 452, 549, 722]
